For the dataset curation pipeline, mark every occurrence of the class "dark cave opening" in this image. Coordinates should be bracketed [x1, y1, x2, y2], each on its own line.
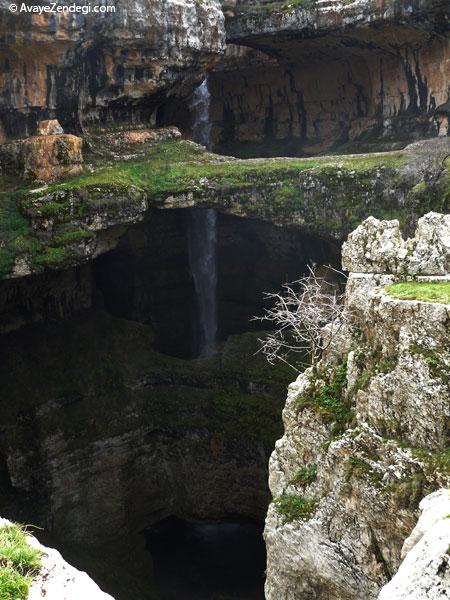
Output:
[93, 208, 340, 359]
[145, 516, 266, 600]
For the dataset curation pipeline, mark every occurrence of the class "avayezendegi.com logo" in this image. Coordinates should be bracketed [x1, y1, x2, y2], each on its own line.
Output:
[9, 2, 115, 13]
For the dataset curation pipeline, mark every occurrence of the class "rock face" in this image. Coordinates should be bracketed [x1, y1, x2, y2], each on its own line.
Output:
[0, 0, 225, 139]
[209, 0, 450, 156]
[378, 489, 450, 600]
[264, 212, 450, 600]
[342, 212, 450, 275]
[0, 133, 83, 182]
[0, 517, 115, 600]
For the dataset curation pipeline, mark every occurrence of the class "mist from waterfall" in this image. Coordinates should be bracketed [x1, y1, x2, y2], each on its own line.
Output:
[188, 77, 218, 357]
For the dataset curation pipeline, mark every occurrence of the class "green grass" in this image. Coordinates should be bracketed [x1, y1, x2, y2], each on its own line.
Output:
[385, 281, 450, 304]
[274, 494, 317, 524]
[0, 523, 41, 600]
[288, 463, 317, 487]
[297, 360, 353, 434]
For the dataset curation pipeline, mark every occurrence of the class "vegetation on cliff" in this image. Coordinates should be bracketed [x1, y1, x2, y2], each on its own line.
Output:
[0, 523, 41, 600]
[0, 138, 448, 279]
[385, 281, 450, 304]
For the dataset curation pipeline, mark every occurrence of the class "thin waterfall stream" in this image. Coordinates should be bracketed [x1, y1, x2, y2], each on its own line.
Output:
[188, 77, 218, 357]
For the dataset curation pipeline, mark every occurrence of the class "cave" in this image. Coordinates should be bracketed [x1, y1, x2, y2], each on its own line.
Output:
[145, 516, 266, 600]
[0, 208, 338, 599]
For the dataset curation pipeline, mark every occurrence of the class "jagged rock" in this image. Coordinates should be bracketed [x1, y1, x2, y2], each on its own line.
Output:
[341, 217, 404, 273]
[265, 213, 450, 600]
[0, 134, 83, 182]
[404, 212, 450, 275]
[342, 212, 450, 275]
[0, 517, 114, 600]
[378, 489, 450, 600]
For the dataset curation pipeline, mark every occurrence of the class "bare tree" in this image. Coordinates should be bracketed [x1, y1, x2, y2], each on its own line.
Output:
[254, 266, 347, 373]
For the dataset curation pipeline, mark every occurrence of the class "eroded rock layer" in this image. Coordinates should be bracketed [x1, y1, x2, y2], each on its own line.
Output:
[0, 0, 225, 139]
[210, 0, 450, 156]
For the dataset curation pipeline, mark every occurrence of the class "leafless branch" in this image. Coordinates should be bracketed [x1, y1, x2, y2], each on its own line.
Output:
[254, 265, 348, 373]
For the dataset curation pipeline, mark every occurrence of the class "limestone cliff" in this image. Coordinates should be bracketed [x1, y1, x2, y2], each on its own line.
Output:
[378, 489, 450, 600]
[0, 0, 225, 139]
[264, 212, 450, 599]
[211, 0, 450, 156]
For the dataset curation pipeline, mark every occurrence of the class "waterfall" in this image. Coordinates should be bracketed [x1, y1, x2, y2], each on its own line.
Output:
[190, 77, 212, 150]
[188, 209, 218, 357]
[188, 77, 218, 357]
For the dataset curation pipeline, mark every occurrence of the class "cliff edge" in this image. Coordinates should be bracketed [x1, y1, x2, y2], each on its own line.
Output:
[264, 212, 450, 599]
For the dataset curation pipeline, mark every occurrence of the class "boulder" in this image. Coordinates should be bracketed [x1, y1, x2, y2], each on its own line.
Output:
[342, 212, 450, 275]
[341, 216, 404, 273]
[37, 119, 64, 136]
[0, 134, 83, 182]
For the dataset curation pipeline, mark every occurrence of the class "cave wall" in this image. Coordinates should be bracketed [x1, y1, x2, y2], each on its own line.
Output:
[0, 209, 335, 558]
[210, 34, 450, 156]
[0, 0, 225, 139]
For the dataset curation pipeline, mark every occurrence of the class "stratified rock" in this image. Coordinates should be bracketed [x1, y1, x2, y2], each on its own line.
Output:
[378, 489, 450, 600]
[0, 0, 225, 138]
[0, 134, 83, 182]
[211, 0, 450, 157]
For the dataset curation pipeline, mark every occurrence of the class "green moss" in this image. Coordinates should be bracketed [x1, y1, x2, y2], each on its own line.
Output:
[52, 228, 93, 246]
[410, 344, 449, 385]
[288, 463, 317, 487]
[385, 281, 450, 304]
[0, 192, 36, 278]
[351, 346, 398, 394]
[0, 523, 41, 600]
[412, 447, 450, 479]
[297, 360, 352, 435]
[36, 246, 69, 266]
[274, 494, 317, 524]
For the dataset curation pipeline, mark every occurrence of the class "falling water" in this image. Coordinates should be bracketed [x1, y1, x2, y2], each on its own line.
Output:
[188, 77, 218, 357]
[190, 77, 212, 150]
[188, 209, 218, 357]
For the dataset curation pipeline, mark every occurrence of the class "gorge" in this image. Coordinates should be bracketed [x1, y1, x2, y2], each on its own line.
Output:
[0, 0, 449, 599]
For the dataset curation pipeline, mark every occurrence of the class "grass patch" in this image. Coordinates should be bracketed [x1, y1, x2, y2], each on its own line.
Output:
[46, 140, 405, 200]
[0, 523, 41, 600]
[385, 281, 450, 304]
[274, 494, 317, 524]
[297, 360, 353, 435]
[288, 463, 317, 487]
